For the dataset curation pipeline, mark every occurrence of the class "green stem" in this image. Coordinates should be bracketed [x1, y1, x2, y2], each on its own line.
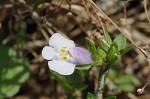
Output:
[96, 65, 110, 99]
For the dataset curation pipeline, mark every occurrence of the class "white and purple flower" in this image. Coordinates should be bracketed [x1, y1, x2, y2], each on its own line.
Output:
[42, 33, 93, 75]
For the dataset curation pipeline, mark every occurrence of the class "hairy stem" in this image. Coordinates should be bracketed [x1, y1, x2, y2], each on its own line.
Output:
[96, 66, 110, 99]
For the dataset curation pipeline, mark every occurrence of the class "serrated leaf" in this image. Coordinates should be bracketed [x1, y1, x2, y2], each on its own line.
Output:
[0, 45, 30, 98]
[105, 31, 112, 46]
[86, 38, 97, 57]
[75, 64, 91, 70]
[104, 96, 116, 99]
[114, 34, 126, 50]
[86, 92, 96, 99]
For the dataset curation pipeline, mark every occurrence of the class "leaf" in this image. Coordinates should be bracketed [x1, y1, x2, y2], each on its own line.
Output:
[86, 38, 97, 57]
[109, 70, 141, 92]
[72, 83, 87, 91]
[104, 96, 116, 99]
[86, 92, 96, 99]
[114, 75, 141, 86]
[66, 72, 88, 91]
[113, 34, 126, 50]
[98, 39, 109, 52]
[92, 48, 106, 66]
[118, 84, 135, 92]
[92, 60, 102, 66]
[106, 42, 120, 64]
[107, 41, 118, 53]
[119, 44, 133, 54]
[51, 71, 88, 92]
[50, 71, 73, 90]
[106, 50, 119, 64]
[75, 64, 91, 70]
[0, 45, 30, 98]
[97, 48, 106, 59]
[105, 31, 112, 46]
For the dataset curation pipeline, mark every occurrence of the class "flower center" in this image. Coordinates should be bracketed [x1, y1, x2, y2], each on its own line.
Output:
[60, 46, 69, 52]
[58, 46, 73, 61]
[60, 53, 70, 60]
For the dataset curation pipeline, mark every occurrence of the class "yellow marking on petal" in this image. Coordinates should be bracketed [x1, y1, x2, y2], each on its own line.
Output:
[60, 53, 68, 59]
[60, 47, 68, 52]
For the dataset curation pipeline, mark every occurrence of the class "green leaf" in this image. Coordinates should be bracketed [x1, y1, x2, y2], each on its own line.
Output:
[97, 48, 106, 59]
[75, 64, 91, 70]
[114, 75, 141, 86]
[51, 71, 88, 92]
[113, 34, 126, 50]
[105, 31, 112, 46]
[50, 71, 73, 90]
[98, 39, 109, 52]
[86, 92, 96, 99]
[108, 41, 118, 52]
[66, 72, 88, 91]
[92, 48, 106, 66]
[0, 45, 30, 98]
[106, 50, 119, 64]
[104, 96, 116, 99]
[119, 44, 133, 54]
[109, 70, 141, 92]
[86, 38, 97, 57]
[0, 85, 20, 98]
[118, 84, 135, 92]
[106, 42, 120, 64]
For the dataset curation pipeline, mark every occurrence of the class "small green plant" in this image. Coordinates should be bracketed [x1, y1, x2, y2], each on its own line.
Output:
[0, 45, 30, 98]
[84, 32, 139, 98]
[42, 32, 140, 99]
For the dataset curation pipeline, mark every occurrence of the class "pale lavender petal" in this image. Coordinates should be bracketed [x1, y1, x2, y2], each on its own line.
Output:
[49, 33, 75, 48]
[42, 46, 56, 60]
[70, 47, 93, 65]
[48, 60, 76, 75]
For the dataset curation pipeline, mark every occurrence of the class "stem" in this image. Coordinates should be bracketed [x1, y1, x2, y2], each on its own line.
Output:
[96, 65, 110, 99]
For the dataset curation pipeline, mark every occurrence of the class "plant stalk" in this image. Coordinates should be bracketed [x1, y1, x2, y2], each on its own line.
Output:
[96, 65, 110, 99]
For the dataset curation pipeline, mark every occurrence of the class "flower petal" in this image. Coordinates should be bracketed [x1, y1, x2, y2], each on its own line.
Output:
[70, 47, 93, 65]
[48, 60, 76, 75]
[49, 33, 75, 48]
[42, 46, 56, 60]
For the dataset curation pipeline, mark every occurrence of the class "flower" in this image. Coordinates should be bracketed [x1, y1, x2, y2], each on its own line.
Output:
[42, 33, 93, 75]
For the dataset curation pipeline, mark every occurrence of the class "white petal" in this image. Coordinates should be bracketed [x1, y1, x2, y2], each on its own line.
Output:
[49, 33, 75, 48]
[48, 60, 76, 75]
[42, 46, 56, 60]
